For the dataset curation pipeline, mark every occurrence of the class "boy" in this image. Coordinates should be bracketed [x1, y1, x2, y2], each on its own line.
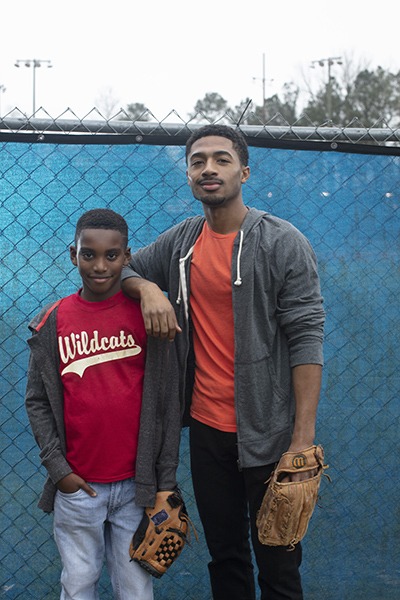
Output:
[25, 208, 181, 600]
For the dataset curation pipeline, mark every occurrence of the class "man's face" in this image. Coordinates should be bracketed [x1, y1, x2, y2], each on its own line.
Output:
[70, 228, 131, 302]
[186, 136, 250, 208]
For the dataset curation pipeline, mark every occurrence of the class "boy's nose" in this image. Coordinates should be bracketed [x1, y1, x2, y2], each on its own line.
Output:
[93, 259, 107, 272]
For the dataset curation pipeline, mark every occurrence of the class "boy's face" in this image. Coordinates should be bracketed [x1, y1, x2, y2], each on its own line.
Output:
[70, 228, 131, 302]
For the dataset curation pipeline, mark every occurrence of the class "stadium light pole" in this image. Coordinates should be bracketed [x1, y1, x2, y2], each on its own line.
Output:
[14, 59, 53, 114]
[310, 56, 342, 120]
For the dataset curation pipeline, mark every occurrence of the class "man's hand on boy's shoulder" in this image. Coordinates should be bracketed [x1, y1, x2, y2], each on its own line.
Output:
[141, 292, 182, 342]
[126, 279, 182, 341]
[56, 473, 97, 497]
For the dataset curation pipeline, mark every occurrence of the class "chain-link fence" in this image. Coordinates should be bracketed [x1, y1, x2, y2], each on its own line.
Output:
[1, 114, 399, 599]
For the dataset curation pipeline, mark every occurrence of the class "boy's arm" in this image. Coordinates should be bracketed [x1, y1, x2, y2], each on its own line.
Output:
[154, 341, 182, 492]
[25, 353, 72, 485]
[25, 354, 96, 496]
[134, 338, 181, 508]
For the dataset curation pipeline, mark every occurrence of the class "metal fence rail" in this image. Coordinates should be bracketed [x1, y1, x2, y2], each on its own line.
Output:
[1, 115, 399, 599]
[1, 109, 400, 144]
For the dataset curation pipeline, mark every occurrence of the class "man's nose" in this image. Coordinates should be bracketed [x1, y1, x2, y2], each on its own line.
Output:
[202, 159, 217, 174]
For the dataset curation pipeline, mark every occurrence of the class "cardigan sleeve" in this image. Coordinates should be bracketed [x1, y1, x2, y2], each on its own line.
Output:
[134, 338, 182, 507]
[25, 350, 72, 485]
[274, 225, 325, 366]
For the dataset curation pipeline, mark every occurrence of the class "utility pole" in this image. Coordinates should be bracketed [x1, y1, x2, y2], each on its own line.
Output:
[0, 84, 6, 116]
[253, 53, 273, 123]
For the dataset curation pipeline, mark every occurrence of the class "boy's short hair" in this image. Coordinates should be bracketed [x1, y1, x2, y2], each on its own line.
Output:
[74, 209, 128, 247]
[185, 124, 249, 167]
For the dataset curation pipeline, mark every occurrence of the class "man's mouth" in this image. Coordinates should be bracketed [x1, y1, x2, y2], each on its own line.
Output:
[200, 180, 222, 191]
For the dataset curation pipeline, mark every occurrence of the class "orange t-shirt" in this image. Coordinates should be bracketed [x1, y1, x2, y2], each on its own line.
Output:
[190, 222, 237, 432]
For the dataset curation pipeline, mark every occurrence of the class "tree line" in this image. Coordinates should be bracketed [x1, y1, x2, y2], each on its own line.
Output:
[121, 61, 400, 128]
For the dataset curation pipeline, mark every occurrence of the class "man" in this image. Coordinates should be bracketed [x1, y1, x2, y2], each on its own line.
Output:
[122, 124, 325, 600]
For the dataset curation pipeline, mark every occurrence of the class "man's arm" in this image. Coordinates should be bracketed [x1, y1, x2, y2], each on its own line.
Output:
[122, 277, 182, 341]
[284, 363, 322, 482]
[290, 363, 322, 450]
[275, 226, 325, 480]
[121, 226, 184, 341]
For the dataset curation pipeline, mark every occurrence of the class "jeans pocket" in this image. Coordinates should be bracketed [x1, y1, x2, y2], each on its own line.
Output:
[57, 488, 86, 498]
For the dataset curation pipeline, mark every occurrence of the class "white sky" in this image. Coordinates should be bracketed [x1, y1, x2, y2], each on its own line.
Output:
[0, 0, 398, 120]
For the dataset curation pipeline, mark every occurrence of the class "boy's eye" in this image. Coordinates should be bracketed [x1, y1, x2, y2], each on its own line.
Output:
[107, 252, 118, 260]
[81, 251, 94, 260]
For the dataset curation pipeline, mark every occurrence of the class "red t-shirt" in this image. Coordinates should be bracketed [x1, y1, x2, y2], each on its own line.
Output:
[190, 223, 237, 432]
[56, 290, 146, 482]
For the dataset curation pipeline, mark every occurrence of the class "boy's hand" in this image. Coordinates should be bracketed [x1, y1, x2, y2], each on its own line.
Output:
[56, 473, 97, 497]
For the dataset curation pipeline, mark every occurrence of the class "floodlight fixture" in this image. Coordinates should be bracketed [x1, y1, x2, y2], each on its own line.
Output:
[14, 58, 53, 114]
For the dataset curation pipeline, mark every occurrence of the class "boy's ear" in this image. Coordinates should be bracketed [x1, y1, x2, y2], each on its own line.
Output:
[70, 246, 78, 266]
[124, 247, 132, 265]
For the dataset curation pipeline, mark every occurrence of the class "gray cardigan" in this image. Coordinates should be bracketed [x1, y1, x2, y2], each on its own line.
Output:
[122, 208, 325, 468]
[25, 299, 181, 512]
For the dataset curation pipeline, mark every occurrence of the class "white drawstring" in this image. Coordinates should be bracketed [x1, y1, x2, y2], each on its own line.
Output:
[234, 230, 244, 286]
[177, 246, 194, 320]
[178, 228, 243, 318]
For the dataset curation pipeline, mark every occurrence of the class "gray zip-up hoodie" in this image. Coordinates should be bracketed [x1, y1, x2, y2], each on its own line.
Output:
[122, 208, 325, 468]
[25, 299, 181, 512]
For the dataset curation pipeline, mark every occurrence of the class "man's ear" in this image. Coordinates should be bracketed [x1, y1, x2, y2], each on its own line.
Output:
[70, 246, 78, 266]
[241, 166, 250, 183]
[124, 247, 132, 265]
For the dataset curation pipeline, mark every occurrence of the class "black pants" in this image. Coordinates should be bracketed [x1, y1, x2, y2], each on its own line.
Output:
[189, 419, 303, 600]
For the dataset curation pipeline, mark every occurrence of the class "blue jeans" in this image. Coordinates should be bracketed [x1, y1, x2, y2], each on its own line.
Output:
[53, 478, 153, 600]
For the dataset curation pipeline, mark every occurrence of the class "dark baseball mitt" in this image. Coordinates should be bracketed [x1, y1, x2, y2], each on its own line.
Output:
[129, 490, 192, 578]
[256, 444, 329, 549]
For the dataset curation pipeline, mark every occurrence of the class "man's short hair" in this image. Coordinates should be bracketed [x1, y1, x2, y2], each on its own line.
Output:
[185, 124, 249, 167]
[74, 208, 128, 247]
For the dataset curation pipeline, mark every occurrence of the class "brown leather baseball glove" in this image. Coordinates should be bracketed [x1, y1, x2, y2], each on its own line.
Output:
[256, 444, 329, 549]
[129, 490, 192, 578]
